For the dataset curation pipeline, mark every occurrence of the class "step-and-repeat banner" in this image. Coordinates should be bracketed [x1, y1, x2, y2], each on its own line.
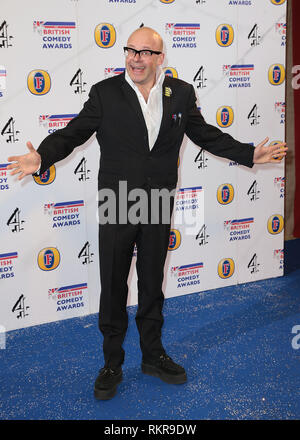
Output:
[0, 0, 286, 331]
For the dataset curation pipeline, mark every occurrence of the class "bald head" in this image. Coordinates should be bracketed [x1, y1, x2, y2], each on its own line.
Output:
[127, 27, 164, 52]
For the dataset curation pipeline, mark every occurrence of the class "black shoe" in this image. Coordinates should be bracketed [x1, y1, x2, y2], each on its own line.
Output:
[94, 366, 122, 400]
[141, 354, 187, 384]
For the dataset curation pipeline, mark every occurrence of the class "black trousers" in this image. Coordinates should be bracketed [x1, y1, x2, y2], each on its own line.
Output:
[98, 185, 174, 368]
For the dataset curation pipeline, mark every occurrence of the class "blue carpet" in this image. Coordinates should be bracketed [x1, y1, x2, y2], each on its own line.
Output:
[0, 240, 299, 420]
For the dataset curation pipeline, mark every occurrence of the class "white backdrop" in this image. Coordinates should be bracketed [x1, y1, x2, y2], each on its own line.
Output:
[0, 0, 286, 331]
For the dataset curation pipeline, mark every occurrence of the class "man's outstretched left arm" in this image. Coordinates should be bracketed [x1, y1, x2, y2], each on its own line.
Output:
[185, 85, 287, 166]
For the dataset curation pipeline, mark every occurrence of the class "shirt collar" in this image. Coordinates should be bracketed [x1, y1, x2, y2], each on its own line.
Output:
[125, 67, 165, 94]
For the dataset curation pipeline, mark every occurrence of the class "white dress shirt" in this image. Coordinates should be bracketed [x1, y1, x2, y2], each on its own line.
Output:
[125, 68, 165, 150]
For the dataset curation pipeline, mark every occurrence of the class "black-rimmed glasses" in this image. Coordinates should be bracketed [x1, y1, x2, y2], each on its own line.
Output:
[123, 47, 162, 59]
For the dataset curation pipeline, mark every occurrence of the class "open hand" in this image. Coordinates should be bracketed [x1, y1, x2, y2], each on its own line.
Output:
[7, 141, 41, 180]
[253, 137, 287, 164]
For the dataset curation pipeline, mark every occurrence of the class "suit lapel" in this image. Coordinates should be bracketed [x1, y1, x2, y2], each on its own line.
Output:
[152, 76, 174, 151]
[119, 74, 148, 132]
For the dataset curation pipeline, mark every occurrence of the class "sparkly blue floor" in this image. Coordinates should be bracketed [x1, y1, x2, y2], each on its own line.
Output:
[1, 239, 300, 420]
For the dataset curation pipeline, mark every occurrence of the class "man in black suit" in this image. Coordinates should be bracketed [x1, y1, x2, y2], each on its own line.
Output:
[8, 26, 287, 400]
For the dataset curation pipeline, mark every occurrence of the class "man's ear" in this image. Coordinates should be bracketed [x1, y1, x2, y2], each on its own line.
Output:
[158, 52, 165, 66]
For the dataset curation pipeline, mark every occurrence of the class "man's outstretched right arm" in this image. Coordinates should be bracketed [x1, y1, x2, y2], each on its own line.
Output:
[7, 85, 102, 180]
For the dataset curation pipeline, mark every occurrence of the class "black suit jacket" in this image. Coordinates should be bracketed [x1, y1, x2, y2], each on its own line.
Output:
[37, 73, 254, 189]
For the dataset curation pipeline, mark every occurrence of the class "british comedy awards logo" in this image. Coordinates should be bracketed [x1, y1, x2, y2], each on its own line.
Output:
[224, 217, 254, 242]
[108, 0, 136, 3]
[40, 113, 77, 134]
[94, 23, 116, 48]
[0, 163, 10, 191]
[104, 67, 125, 78]
[273, 249, 284, 270]
[275, 22, 286, 47]
[33, 21, 76, 49]
[274, 176, 285, 198]
[274, 101, 285, 125]
[175, 186, 202, 213]
[174, 186, 204, 234]
[44, 200, 84, 228]
[0, 66, 6, 98]
[48, 283, 88, 313]
[165, 23, 200, 49]
[228, 0, 252, 5]
[171, 262, 203, 289]
[223, 64, 254, 89]
[0, 252, 18, 280]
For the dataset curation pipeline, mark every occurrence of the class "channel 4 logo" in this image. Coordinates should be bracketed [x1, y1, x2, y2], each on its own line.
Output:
[70, 68, 86, 94]
[0, 21, 13, 48]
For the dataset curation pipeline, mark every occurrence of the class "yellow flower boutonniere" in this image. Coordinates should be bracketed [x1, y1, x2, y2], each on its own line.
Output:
[164, 87, 172, 97]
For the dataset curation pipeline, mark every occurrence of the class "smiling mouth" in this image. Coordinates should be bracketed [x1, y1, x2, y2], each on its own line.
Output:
[130, 66, 145, 73]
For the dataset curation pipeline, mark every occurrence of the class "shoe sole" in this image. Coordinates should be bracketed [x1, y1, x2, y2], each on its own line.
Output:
[141, 362, 187, 384]
[94, 374, 122, 400]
